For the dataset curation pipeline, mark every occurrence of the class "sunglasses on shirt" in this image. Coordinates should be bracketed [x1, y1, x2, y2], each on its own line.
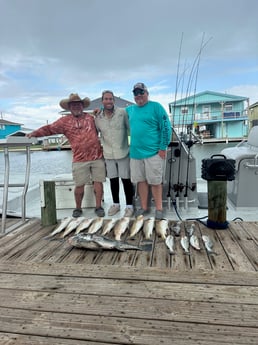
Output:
[133, 89, 145, 96]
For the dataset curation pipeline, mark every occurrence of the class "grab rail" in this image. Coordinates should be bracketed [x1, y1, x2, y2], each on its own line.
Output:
[0, 137, 35, 233]
[243, 154, 258, 169]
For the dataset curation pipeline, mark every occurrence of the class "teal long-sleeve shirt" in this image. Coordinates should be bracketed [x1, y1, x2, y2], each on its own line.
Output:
[126, 101, 172, 159]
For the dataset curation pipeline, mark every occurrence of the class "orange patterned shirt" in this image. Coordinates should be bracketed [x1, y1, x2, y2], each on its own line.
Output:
[31, 113, 103, 162]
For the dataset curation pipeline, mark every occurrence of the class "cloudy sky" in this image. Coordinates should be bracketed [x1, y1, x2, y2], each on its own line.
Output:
[1, 0, 258, 129]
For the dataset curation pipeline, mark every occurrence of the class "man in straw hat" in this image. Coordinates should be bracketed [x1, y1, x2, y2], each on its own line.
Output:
[27, 93, 106, 218]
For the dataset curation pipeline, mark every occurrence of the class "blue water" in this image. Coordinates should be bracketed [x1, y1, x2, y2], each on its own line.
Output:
[0, 150, 72, 176]
[0, 142, 237, 180]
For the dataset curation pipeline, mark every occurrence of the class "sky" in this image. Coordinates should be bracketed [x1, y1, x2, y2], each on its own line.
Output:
[0, 0, 258, 129]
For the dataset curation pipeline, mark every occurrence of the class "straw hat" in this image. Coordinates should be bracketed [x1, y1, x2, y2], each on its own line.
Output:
[59, 93, 90, 110]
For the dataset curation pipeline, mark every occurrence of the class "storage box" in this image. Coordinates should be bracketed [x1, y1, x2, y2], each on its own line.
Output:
[40, 178, 96, 209]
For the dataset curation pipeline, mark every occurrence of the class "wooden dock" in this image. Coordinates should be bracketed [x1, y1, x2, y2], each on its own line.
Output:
[0, 217, 257, 344]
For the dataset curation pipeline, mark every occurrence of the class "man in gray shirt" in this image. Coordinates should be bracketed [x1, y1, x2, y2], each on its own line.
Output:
[95, 90, 134, 217]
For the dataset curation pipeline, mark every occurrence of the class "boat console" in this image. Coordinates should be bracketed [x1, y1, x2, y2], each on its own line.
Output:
[221, 125, 258, 207]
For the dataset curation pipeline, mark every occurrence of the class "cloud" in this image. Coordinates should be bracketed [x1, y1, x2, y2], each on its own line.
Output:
[1, 0, 258, 128]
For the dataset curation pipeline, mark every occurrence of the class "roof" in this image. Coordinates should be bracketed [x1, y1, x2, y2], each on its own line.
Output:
[0, 119, 23, 126]
[7, 128, 33, 137]
[87, 96, 134, 110]
[249, 101, 258, 109]
[59, 95, 134, 115]
[169, 90, 249, 106]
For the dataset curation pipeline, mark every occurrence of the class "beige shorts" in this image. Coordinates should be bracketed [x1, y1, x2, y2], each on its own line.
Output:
[130, 154, 164, 185]
[72, 159, 106, 187]
[105, 155, 130, 179]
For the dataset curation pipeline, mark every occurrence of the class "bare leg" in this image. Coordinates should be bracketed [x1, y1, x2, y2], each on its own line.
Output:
[74, 185, 85, 209]
[151, 184, 163, 211]
[94, 181, 103, 208]
[137, 181, 149, 210]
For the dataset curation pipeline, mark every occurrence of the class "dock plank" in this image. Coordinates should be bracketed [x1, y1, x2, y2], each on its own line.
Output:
[0, 219, 258, 344]
[0, 287, 257, 327]
[0, 306, 258, 345]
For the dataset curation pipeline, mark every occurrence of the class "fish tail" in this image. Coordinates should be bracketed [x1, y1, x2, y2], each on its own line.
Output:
[139, 243, 153, 252]
[43, 237, 65, 242]
[207, 250, 218, 256]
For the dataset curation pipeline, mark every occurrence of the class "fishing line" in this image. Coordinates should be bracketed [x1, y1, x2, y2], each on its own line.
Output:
[166, 32, 184, 208]
[168, 34, 213, 221]
[184, 33, 206, 203]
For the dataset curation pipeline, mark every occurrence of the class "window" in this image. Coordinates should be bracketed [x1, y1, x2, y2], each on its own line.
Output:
[181, 107, 188, 114]
[224, 103, 233, 112]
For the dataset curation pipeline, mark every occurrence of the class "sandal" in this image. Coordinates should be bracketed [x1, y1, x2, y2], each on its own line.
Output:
[95, 207, 105, 217]
[72, 208, 82, 218]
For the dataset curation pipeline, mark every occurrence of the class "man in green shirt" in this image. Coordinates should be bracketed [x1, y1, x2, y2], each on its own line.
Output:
[126, 83, 172, 219]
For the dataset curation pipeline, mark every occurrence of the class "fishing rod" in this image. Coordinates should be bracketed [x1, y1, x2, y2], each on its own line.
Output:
[166, 32, 184, 210]
[175, 34, 212, 209]
[183, 33, 206, 208]
[183, 35, 213, 208]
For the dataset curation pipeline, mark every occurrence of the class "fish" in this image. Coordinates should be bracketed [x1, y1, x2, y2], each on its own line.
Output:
[87, 217, 104, 234]
[114, 217, 130, 241]
[48, 216, 74, 237]
[68, 233, 145, 251]
[180, 235, 190, 254]
[62, 217, 85, 238]
[101, 218, 118, 236]
[143, 217, 155, 240]
[186, 223, 195, 236]
[75, 218, 94, 234]
[190, 234, 201, 250]
[128, 215, 144, 238]
[202, 235, 217, 254]
[171, 221, 181, 236]
[165, 234, 175, 254]
[155, 219, 168, 240]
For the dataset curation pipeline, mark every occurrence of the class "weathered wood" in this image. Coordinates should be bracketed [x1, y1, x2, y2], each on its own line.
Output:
[41, 180, 57, 226]
[0, 334, 107, 345]
[207, 180, 227, 225]
[1, 272, 257, 305]
[0, 307, 257, 345]
[1, 219, 258, 344]
[0, 261, 257, 286]
[0, 288, 257, 327]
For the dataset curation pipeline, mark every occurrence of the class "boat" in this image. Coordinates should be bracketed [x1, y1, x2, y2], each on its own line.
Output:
[1, 128, 258, 234]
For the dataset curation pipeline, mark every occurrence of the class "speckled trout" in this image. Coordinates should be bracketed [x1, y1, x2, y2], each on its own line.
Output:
[68, 233, 144, 251]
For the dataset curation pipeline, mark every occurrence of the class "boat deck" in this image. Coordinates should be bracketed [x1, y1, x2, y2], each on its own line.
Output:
[0, 217, 257, 344]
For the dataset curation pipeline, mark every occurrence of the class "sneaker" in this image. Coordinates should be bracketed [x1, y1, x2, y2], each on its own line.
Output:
[155, 210, 164, 220]
[123, 207, 134, 217]
[72, 208, 82, 218]
[135, 208, 149, 217]
[95, 207, 105, 217]
[108, 204, 120, 216]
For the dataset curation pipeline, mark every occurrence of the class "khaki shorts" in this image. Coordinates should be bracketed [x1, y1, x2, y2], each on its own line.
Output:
[105, 155, 130, 179]
[130, 154, 164, 185]
[72, 159, 106, 187]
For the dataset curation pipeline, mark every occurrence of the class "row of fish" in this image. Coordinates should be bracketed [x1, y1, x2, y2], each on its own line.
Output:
[165, 233, 215, 255]
[48, 215, 160, 241]
[48, 215, 215, 254]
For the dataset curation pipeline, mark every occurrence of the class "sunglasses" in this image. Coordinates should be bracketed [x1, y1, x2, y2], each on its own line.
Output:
[133, 89, 145, 96]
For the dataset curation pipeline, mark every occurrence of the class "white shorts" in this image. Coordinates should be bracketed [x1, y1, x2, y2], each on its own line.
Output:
[105, 155, 130, 179]
[130, 154, 164, 185]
